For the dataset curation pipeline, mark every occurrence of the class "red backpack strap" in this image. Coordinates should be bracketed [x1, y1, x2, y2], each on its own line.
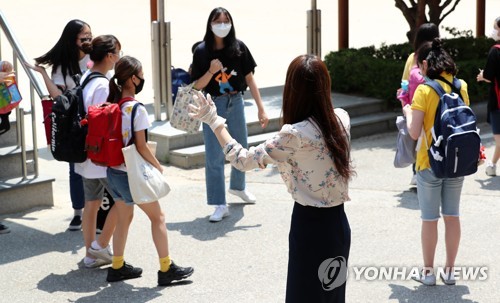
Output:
[118, 96, 136, 107]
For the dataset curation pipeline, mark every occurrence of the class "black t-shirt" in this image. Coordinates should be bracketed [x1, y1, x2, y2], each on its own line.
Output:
[483, 43, 500, 113]
[191, 40, 256, 97]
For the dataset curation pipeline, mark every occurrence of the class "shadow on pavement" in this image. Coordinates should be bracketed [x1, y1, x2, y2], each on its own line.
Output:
[167, 204, 261, 241]
[474, 176, 500, 192]
[388, 283, 479, 303]
[393, 190, 419, 210]
[0, 221, 83, 265]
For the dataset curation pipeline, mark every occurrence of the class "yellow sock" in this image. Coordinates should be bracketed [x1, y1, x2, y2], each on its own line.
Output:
[159, 256, 171, 272]
[112, 256, 124, 270]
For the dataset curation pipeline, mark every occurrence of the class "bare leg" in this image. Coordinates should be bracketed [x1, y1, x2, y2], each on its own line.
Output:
[112, 201, 134, 257]
[97, 205, 118, 248]
[138, 201, 169, 258]
[443, 216, 461, 271]
[492, 134, 500, 164]
[82, 200, 100, 258]
[421, 220, 438, 273]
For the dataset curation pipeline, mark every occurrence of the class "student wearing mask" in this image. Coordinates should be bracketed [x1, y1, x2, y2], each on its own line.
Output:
[190, 7, 269, 222]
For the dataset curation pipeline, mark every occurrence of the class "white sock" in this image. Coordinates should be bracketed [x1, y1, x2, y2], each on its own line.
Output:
[91, 240, 103, 250]
[74, 209, 83, 216]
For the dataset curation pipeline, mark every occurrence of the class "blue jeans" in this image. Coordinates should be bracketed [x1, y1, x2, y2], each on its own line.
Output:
[69, 162, 84, 210]
[416, 169, 464, 221]
[203, 93, 248, 205]
[106, 168, 134, 205]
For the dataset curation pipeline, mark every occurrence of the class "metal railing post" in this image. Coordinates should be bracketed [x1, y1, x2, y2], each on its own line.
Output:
[30, 85, 39, 177]
[307, 0, 322, 57]
[150, 0, 172, 121]
[17, 107, 27, 180]
[1, 10, 48, 180]
[164, 21, 173, 119]
[152, 21, 162, 120]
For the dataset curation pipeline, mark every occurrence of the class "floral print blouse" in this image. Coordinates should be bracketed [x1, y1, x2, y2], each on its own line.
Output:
[223, 108, 351, 208]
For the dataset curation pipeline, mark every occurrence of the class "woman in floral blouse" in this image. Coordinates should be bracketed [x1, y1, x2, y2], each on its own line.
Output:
[190, 54, 354, 303]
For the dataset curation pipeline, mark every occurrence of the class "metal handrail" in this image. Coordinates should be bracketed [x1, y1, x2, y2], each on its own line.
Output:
[0, 10, 49, 99]
[1, 10, 49, 179]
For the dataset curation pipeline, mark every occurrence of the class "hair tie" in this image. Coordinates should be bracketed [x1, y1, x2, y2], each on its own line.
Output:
[113, 77, 122, 91]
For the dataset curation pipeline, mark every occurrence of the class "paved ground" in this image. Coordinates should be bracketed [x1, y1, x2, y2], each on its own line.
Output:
[1, 1, 499, 301]
[0, 122, 498, 303]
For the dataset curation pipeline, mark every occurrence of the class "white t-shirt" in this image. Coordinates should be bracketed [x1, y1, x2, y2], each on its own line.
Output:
[51, 55, 91, 90]
[112, 100, 151, 172]
[74, 69, 111, 179]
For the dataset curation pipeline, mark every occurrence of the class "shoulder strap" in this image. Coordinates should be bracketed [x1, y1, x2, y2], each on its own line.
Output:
[118, 96, 135, 107]
[80, 71, 106, 89]
[424, 79, 446, 98]
[128, 102, 147, 146]
[435, 76, 463, 99]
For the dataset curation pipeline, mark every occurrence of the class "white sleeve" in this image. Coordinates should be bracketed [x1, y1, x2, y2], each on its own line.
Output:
[51, 66, 65, 87]
[133, 105, 151, 132]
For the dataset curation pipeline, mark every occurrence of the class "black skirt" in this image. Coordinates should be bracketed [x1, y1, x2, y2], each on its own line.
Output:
[285, 202, 351, 303]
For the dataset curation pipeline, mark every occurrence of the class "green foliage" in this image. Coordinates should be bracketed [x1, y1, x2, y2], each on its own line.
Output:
[324, 35, 491, 108]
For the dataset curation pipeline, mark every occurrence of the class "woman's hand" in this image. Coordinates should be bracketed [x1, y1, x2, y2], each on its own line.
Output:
[0, 72, 15, 84]
[24, 62, 48, 75]
[477, 69, 491, 83]
[209, 59, 222, 75]
[258, 110, 269, 128]
[402, 104, 412, 117]
[477, 69, 484, 82]
[188, 91, 226, 131]
[0, 61, 13, 72]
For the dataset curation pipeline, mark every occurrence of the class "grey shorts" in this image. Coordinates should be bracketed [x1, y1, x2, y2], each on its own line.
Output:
[416, 169, 464, 221]
[82, 177, 108, 201]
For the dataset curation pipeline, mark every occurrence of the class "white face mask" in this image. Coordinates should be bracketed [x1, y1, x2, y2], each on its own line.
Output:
[212, 23, 232, 38]
[490, 28, 499, 40]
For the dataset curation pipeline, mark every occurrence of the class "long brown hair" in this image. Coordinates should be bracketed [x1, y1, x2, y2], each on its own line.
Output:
[282, 54, 354, 180]
[107, 56, 142, 103]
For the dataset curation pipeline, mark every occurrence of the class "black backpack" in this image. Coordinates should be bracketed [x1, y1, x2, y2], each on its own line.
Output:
[50, 72, 106, 163]
[424, 77, 481, 178]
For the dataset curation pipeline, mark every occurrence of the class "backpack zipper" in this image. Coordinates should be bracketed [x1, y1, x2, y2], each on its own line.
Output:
[454, 147, 458, 173]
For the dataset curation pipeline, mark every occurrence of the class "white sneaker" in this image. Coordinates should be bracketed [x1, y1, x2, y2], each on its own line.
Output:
[83, 257, 111, 268]
[485, 162, 497, 176]
[209, 205, 229, 222]
[89, 243, 113, 263]
[412, 271, 436, 286]
[440, 271, 456, 285]
[228, 189, 256, 203]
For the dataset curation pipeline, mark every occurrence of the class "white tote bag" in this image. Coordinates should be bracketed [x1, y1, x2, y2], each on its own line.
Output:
[122, 142, 170, 204]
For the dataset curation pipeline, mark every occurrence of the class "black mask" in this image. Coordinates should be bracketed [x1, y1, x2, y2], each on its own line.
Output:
[133, 76, 145, 94]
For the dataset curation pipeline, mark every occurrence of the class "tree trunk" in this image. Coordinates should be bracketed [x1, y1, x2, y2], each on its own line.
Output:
[394, 0, 462, 46]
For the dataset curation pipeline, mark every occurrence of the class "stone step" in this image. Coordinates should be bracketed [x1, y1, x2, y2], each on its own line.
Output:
[148, 87, 389, 165]
[169, 131, 279, 169]
[0, 119, 19, 147]
[0, 145, 35, 179]
[168, 111, 401, 169]
[0, 175, 55, 215]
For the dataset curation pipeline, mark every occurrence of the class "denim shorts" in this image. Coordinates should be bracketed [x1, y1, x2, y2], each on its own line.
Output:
[490, 109, 500, 134]
[106, 168, 135, 205]
[416, 169, 464, 221]
[82, 177, 108, 201]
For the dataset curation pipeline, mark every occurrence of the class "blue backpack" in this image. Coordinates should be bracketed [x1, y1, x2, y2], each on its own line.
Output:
[171, 67, 190, 103]
[425, 77, 480, 178]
